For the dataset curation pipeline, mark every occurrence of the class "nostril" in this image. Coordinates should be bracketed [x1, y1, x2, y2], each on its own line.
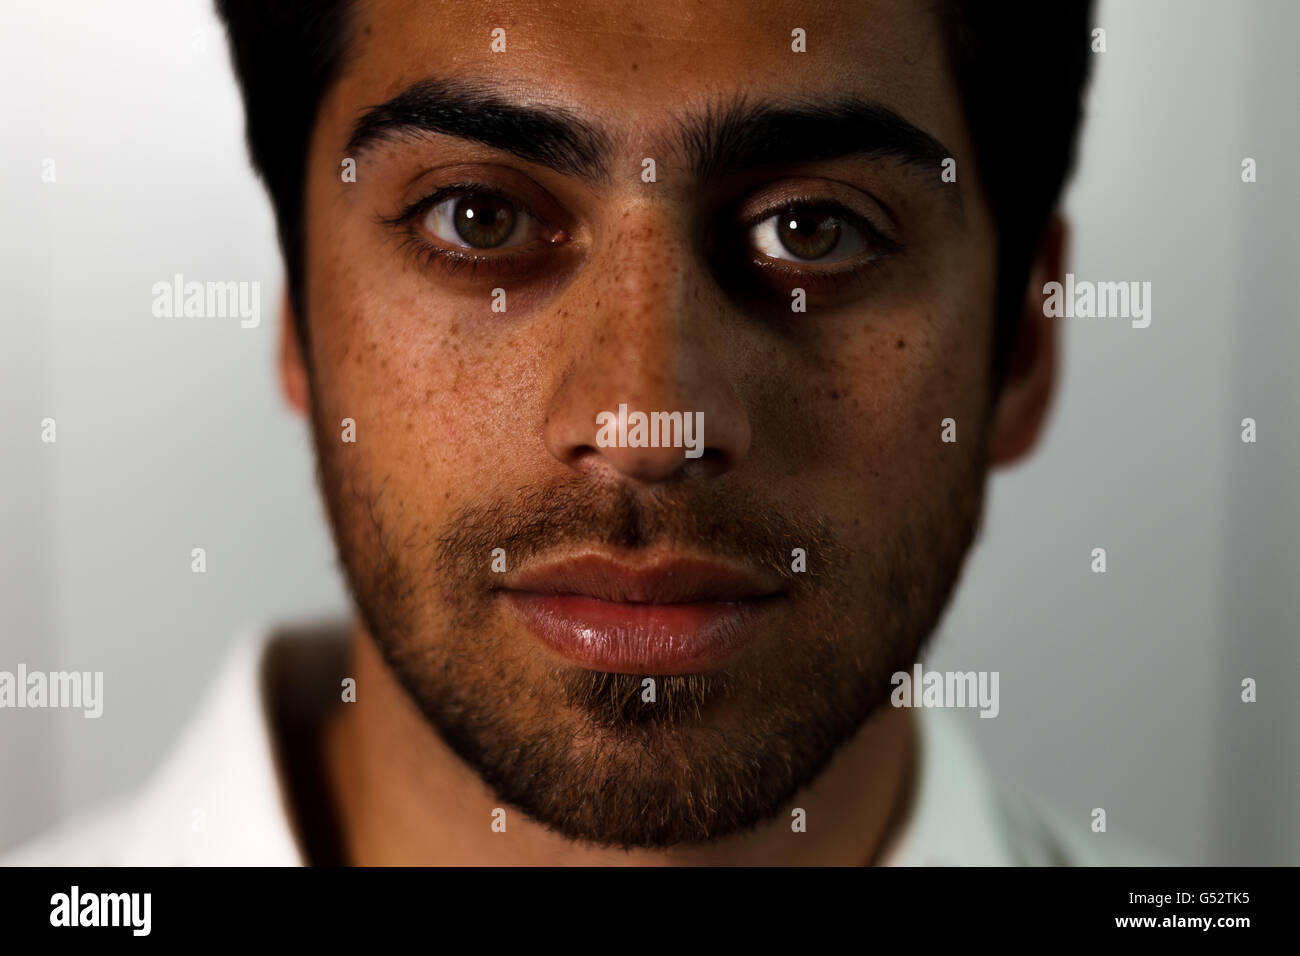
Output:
[681, 446, 732, 478]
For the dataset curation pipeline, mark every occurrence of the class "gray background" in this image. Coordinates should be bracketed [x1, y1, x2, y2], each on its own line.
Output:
[2, 0, 1296, 864]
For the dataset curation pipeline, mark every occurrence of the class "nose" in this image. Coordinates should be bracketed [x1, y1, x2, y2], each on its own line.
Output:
[543, 206, 751, 486]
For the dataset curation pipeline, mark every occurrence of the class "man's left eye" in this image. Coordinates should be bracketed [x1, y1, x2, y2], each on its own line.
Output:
[748, 205, 869, 264]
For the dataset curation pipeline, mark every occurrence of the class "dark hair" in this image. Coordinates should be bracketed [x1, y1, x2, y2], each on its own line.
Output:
[215, 0, 353, 345]
[942, 1, 1096, 377]
[216, 0, 1095, 368]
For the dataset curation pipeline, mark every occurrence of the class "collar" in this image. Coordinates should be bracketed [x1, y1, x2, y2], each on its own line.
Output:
[23, 625, 1023, 866]
[875, 693, 1020, 866]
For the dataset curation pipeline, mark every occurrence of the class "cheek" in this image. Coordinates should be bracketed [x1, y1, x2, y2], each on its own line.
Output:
[767, 306, 989, 517]
[305, 260, 554, 508]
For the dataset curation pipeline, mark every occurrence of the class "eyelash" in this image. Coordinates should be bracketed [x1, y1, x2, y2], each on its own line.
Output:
[382, 182, 898, 289]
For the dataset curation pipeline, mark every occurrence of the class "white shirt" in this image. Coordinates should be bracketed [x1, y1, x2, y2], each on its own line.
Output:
[1, 622, 1169, 866]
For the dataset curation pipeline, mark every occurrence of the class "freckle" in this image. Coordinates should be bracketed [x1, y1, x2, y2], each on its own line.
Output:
[444, 490, 451, 500]
[828, 389, 840, 400]
[896, 338, 905, 349]
[424, 389, 432, 402]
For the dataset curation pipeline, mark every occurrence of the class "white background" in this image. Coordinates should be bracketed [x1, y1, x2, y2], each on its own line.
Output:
[2, 0, 1297, 863]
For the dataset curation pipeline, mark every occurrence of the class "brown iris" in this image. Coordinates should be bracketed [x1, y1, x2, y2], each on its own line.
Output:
[452, 194, 517, 248]
[777, 207, 841, 260]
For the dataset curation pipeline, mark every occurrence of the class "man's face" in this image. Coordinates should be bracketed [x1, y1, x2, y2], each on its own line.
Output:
[295, 0, 1000, 847]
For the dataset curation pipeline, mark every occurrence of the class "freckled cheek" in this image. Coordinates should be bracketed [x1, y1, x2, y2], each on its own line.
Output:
[895, 342, 981, 441]
[306, 217, 553, 473]
[311, 291, 536, 485]
[807, 327, 982, 486]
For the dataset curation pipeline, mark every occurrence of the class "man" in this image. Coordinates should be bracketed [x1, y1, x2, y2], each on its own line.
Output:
[4, 0, 1161, 865]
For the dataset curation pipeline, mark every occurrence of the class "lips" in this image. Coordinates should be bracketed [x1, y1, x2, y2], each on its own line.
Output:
[497, 551, 786, 674]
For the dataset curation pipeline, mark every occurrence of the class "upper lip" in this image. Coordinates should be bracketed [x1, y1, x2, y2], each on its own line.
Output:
[498, 550, 786, 604]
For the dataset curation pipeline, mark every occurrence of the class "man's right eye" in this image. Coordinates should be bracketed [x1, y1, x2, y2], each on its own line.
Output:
[421, 192, 543, 251]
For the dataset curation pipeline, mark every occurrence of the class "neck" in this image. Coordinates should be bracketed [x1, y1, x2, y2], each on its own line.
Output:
[320, 616, 917, 865]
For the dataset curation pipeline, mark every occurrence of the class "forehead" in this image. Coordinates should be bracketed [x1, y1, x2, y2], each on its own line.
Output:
[325, 0, 965, 156]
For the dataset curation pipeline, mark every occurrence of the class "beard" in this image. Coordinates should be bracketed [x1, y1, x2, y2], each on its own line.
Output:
[310, 411, 987, 850]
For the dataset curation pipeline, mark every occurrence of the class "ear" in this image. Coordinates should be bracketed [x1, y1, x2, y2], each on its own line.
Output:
[987, 216, 1066, 467]
[279, 291, 310, 416]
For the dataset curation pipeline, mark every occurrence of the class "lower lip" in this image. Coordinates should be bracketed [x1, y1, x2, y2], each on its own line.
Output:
[502, 592, 779, 674]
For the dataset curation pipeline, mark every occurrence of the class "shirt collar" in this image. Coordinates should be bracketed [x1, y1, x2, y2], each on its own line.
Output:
[137, 626, 1014, 866]
[876, 700, 1019, 866]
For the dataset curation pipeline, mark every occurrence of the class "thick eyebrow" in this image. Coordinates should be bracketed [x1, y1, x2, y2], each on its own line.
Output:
[346, 77, 614, 181]
[346, 78, 958, 211]
[676, 95, 960, 208]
